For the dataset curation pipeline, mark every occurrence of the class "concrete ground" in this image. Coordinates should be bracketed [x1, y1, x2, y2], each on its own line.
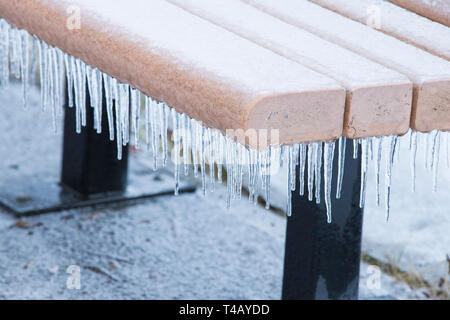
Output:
[0, 82, 439, 299]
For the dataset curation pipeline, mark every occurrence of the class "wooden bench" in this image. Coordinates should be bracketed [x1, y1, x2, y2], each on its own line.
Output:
[0, 0, 449, 300]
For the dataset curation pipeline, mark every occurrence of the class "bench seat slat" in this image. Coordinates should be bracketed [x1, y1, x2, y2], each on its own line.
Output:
[244, 0, 450, 133]
[0, 0, 346, 146]
[310, 0, 450, 61]
[169, 0, 413, 139]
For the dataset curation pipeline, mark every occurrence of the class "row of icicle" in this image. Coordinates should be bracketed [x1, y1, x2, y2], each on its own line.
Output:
[1, 19, 448, 222]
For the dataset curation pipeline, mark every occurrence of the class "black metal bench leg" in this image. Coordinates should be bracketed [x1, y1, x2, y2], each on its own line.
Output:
[61, 85, 128, 197]
[282, 139, 363, 300]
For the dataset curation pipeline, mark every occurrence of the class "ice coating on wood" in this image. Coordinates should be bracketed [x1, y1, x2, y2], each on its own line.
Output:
[169, 0, 410, 88]
[310, 0, 450, 61]
[0, 0, 347, 146]
[244, 0, 450, 134]
[244, 0, 450, 83]
[169, 0, 412, 139]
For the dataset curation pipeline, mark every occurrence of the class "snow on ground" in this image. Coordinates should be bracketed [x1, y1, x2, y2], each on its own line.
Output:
[0, 82, 426, 299]
[363, 132, 450, 287]
[265, 132, 449, 293]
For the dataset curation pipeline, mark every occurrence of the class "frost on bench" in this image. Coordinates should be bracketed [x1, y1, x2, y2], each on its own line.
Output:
[1, 0, 447, 222]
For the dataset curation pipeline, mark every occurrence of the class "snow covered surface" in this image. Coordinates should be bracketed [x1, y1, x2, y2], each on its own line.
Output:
[0, 82, 424, 299]
[168, 0, 409, 89]
[47, 0, 340, 94]
[310, 0, 450, 61]
[363, 131, 450, 285]
[244, 0, 450, 83]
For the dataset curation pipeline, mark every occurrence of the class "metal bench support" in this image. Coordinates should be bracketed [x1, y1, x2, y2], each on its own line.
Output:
[282, 139, 363, 300]
[61, 87, 129, 196]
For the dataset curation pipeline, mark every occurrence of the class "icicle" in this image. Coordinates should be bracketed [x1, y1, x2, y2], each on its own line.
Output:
[385, 135, 397, 221]
[156, 103, 165, 164]
[374, 136, 382, 206]
[236, 144, 244, 200]
[20, 30, 29, 108]
[77, 59, 87, 127]
[264, 146, 273, 209]
[54, 48, 64, 114]
[145, 96, 151, 151]
[171, 108, 181, 195]
[181, 113, 190, 175]
[369, 137, 374, 161]
[95, 69, 103, 133]
[336, 136, 346, 199]
[353, 139, 359, 159]
[285, 146, 292, 216]
[30, 36, 40, 85]
[290, 144, 298, 192]
[103, 74, 115, 140]
[315, 142, 323, 204]
[410, 131, 417, 192]
[30, 37, 39, 86]
[87, 67, 100, 132]
[396, 135, 401, 163]
[299, 144, 306, 196]
[162, 103, 169, 166]
[425, 132, 431, 169]
[324, 141, 335, 223]
[119, 84, 130, 147]
[432, 131, 441, 192]
[191, 120, 199, 178]
[130, 88, 140, 146]
[359, 138, 369, 208]
[248, 148, 257, 202]
[52, 48, 63, 130]
[86, 66, 94, 108]
[217, 133, 224, 184]
[73, 59, 85, 132]
[307, 143, 315, 201]
[429, 130, 439, 170]
[208, 129, 215, 192]
[112, 79, 123, 160]
[225, 137, 234, 208]
[149, 99, 158, 169]
[10, 28, 20, 79]
[199, 124, 207, 196]
[253, 148, 260, 205]
[47, 47, 56, 132]
[0, 20, 10, 87]
[39, 41, 48, 111]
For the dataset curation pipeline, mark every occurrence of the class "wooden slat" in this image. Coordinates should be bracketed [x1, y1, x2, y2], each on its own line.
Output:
[388, 0, 450, 27]
[244, 0, 450, 133]
[310, 0, 450, 61]
[0, 0, 346, 146]
[169, 0, 413, 139]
